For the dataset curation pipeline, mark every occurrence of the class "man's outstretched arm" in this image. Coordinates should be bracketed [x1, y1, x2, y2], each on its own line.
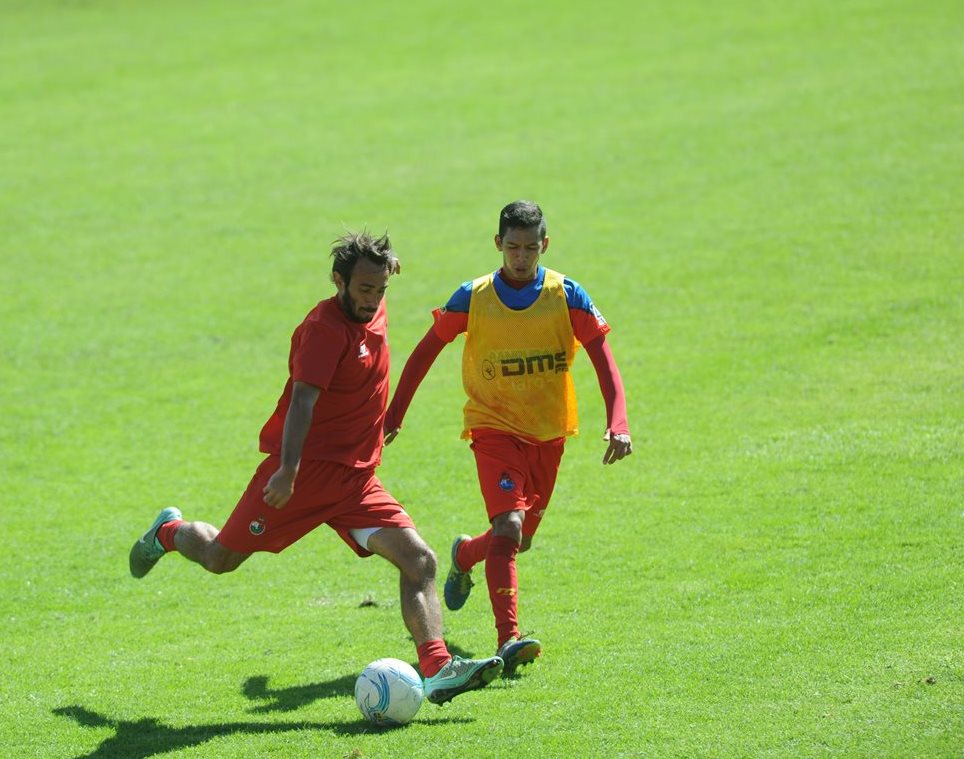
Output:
[383, 328, 447, 444]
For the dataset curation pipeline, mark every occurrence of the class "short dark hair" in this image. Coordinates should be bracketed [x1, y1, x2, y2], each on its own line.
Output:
[498, 200, 546, 239]
[330, 230, 399, 286]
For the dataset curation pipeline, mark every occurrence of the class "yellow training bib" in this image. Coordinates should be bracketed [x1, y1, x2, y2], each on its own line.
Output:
[461, 269, 579, 441]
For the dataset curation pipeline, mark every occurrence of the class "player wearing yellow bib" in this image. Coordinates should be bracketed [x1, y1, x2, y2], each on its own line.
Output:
[384, 201, 632, 675]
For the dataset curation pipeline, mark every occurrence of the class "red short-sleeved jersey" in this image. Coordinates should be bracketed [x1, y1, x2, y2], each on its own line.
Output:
[259, 296, 389, 469]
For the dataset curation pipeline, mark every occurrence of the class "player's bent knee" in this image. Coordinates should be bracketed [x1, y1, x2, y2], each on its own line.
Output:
[492, 510, 525, 540]
[204, 546, 246, 575]
[405, 542, 437, 582]
[370, 528, 437, 580]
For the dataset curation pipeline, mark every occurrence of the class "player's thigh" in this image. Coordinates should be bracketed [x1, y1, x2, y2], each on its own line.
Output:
[328, 473, 416, 557]
[219, 456, 332, 554]
[529, 441, 565, 508]
[520, 441, 565, 540]
[367, 527, 436, 577]
[470, 433, 529, 520]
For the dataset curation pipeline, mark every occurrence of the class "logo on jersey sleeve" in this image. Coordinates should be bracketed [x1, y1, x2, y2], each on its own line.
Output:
[358, 342, 370, 359]
[591, 303, 607, 327]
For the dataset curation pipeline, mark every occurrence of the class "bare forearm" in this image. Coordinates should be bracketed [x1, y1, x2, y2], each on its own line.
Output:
[279, 404, 311, 469]
[280, 382, 321, 470]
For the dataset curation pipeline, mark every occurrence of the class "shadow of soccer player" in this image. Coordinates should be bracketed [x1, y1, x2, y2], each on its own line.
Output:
[243, 672, 358, 713]
[54, 699, 477, 757]
[52, 705, 348, 758]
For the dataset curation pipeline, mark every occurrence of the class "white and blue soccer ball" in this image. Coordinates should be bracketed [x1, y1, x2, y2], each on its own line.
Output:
[355, 657, 424, 726]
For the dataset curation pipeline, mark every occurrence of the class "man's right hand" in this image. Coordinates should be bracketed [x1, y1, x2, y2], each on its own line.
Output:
[602, 430, 633, 465]
[263, 466, 297, 509]
[383, 426, 400, 446]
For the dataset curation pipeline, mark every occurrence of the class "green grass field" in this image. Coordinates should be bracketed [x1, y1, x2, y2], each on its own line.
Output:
[2, 0, 961, 756]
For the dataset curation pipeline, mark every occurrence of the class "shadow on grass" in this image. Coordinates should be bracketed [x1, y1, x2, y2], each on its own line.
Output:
[242, 640, 483, 714]
[243, 673, 357, 713]
[54, 704, 472, 758]
[442, 641, 480, 660]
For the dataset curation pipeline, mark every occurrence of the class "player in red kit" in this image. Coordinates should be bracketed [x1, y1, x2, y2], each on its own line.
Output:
[384, 202, 632, 676]
[129, 231, 502, 704]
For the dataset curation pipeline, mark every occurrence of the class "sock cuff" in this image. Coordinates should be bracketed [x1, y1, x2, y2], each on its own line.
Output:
[156, 520, 184, 553]
[416, 638, 451, 679]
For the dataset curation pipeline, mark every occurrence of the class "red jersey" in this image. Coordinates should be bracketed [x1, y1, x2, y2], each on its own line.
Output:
[259, 297, 389, 469]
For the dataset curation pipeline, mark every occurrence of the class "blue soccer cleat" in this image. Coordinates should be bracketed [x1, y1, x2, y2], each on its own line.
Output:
[497, 637, 542, 676]
[443, 534, 474, 611]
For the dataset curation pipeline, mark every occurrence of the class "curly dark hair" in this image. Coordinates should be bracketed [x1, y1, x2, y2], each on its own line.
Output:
[330, 230, 399, 286]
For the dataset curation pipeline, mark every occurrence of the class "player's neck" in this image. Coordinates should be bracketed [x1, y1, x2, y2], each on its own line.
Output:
[498, 268, 536, 290]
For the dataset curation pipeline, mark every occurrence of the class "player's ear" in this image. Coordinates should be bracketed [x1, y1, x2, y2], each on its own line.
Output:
[541, 236, 550, 253]
[332, 271, 346, 293]
[494, 234, 503, 251]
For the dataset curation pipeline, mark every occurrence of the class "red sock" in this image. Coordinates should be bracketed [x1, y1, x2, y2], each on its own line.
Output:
[416, 638, 451, 678]
[156, 520, 184, 553]
[456, 529, 492, 571]
[486, 535, 520, 648]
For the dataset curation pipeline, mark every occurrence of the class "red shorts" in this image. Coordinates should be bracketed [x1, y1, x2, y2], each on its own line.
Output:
[218, 456, 414, 557]
[469, 430, 565, 538]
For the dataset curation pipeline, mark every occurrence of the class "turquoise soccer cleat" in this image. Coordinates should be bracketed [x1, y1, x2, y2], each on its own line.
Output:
[443, 534, 474, 611]
[423, 655, 503, 705]
[129, 507, 182, 578]
[497, 637, 542, 676]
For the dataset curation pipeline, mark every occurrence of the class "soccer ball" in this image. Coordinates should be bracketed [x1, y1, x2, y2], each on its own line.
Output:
[355, 658, 424, 726]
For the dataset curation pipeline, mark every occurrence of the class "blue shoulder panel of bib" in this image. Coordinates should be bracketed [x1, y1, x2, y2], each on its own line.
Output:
[563, 277, 597, 314]
[443, 281, 475, 313]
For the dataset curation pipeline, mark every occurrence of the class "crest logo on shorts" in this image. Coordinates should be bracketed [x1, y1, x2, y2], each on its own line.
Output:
[249, 517, 266, 535]
[358, 342, 370, 359]
[498, 473, 515, 491]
